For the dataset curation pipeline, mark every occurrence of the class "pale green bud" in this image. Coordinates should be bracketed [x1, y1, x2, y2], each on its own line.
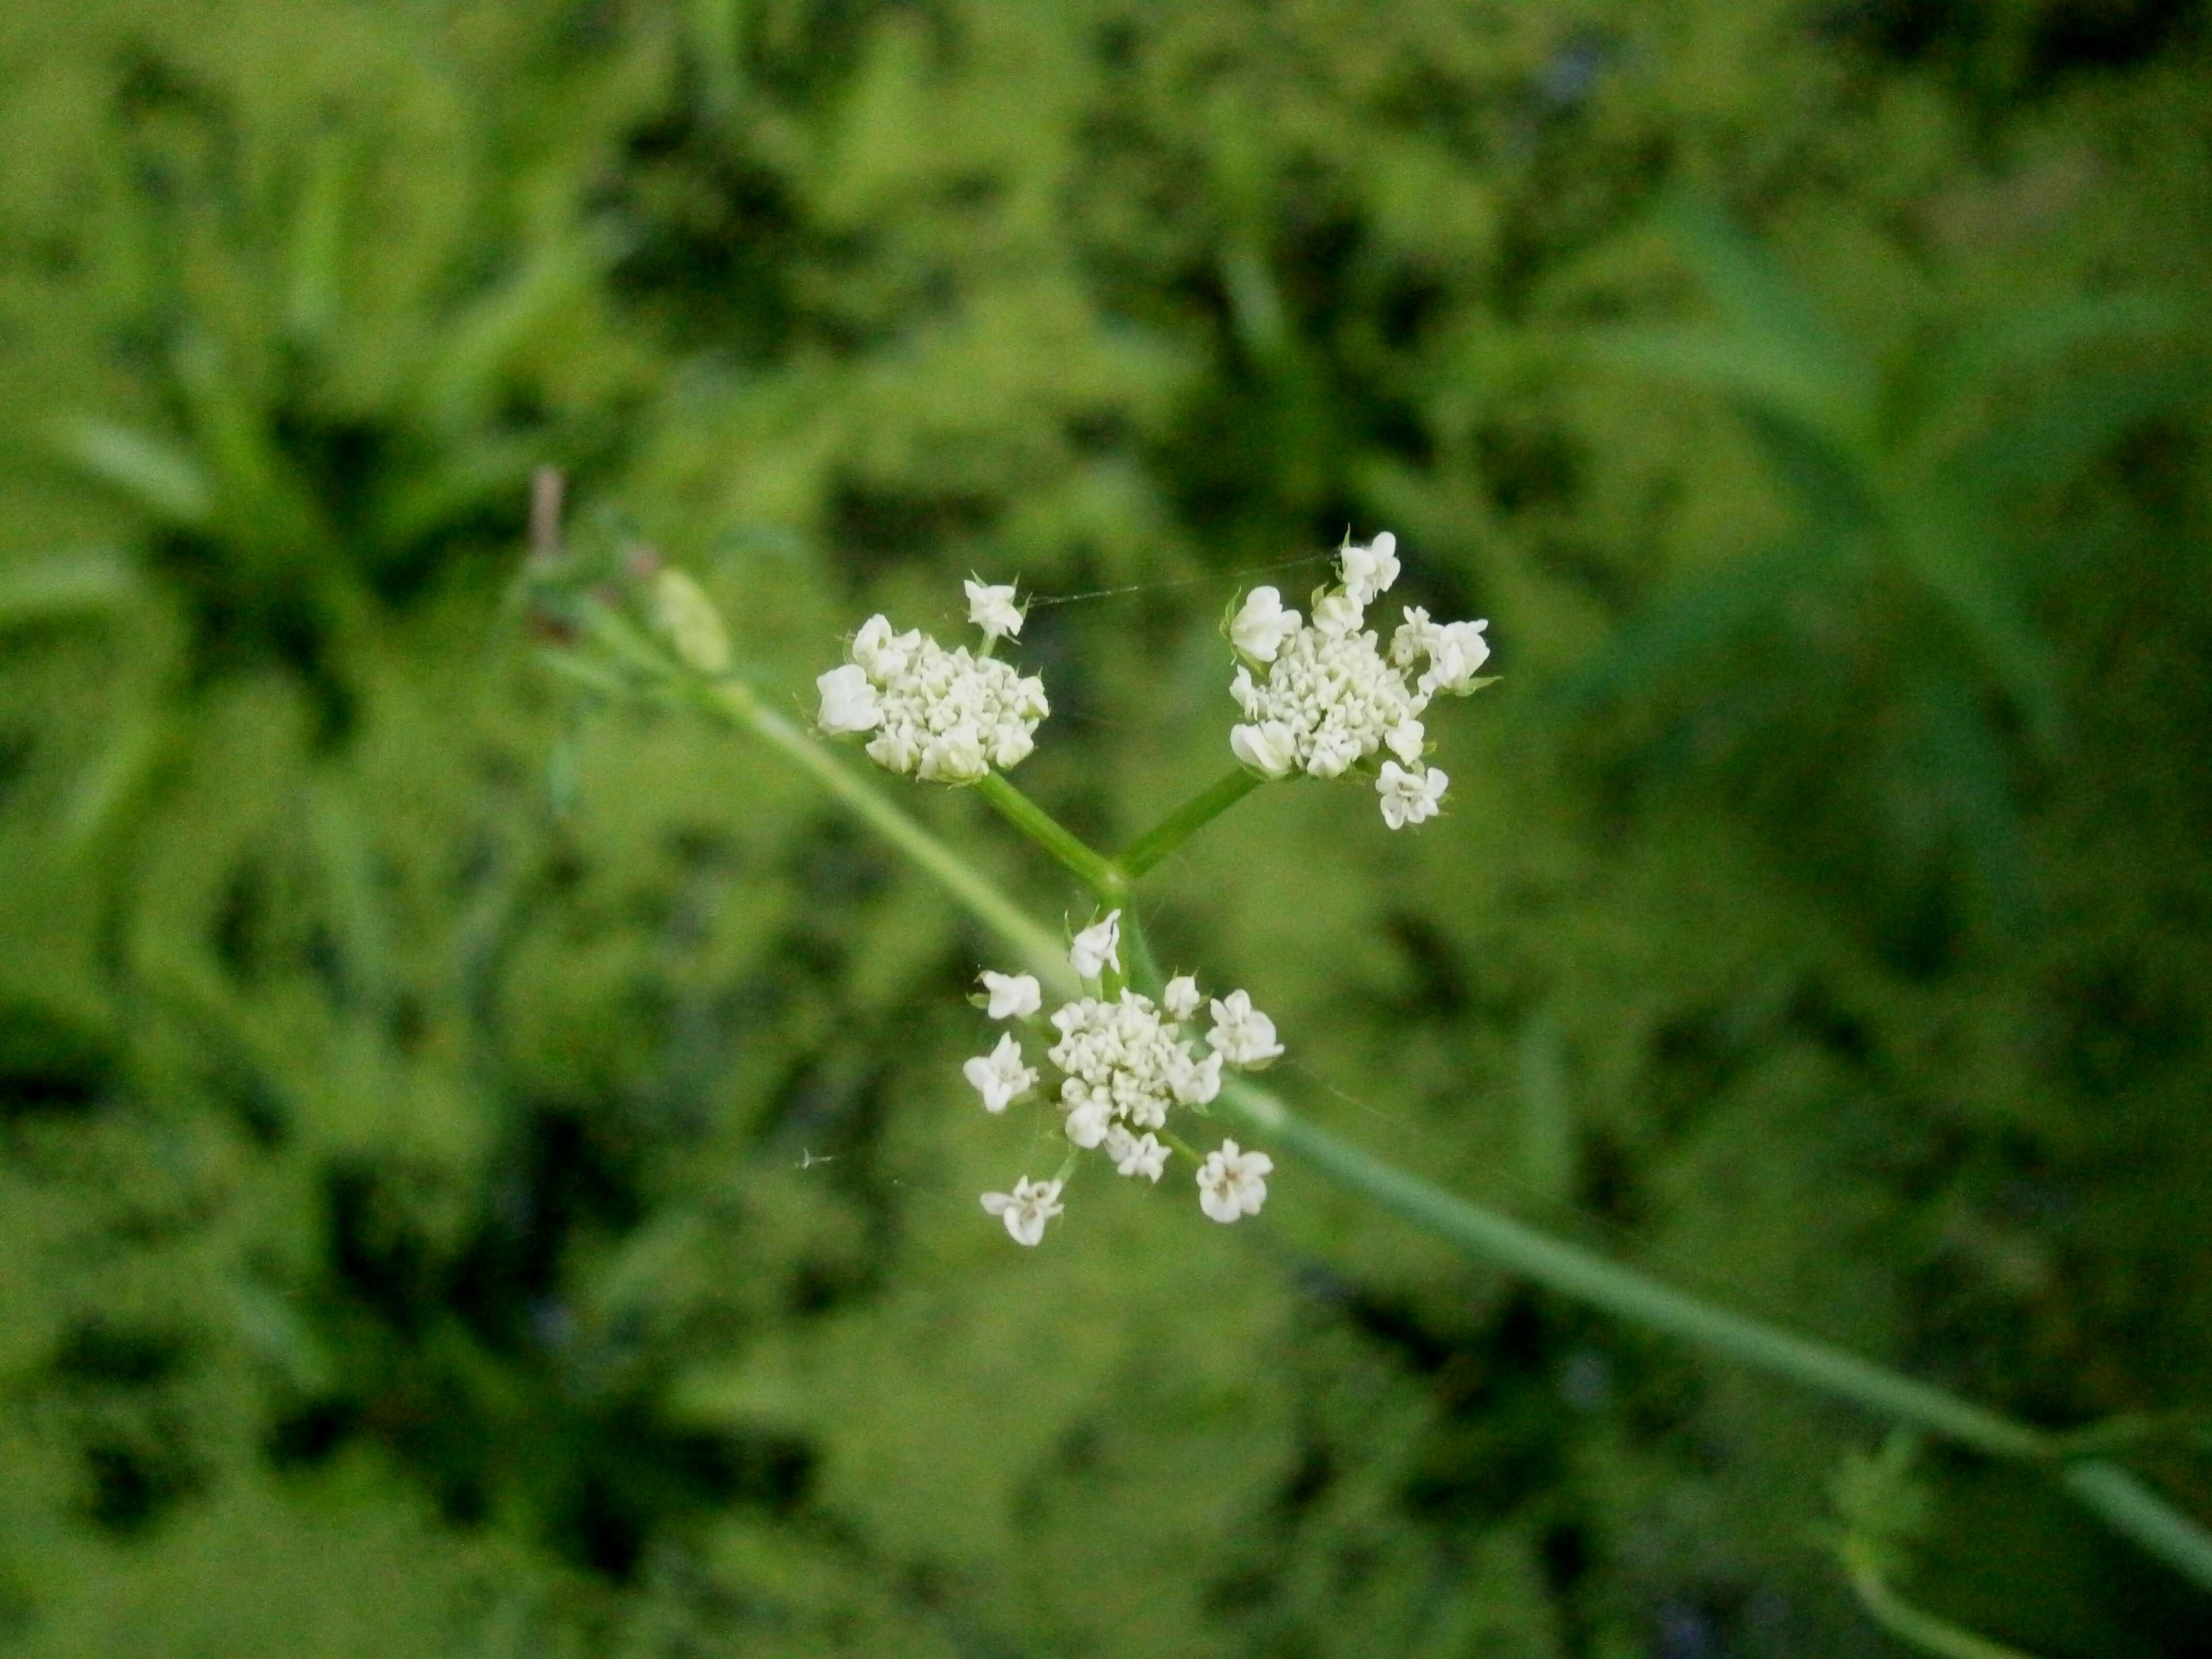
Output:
[652, 568, 731, 676]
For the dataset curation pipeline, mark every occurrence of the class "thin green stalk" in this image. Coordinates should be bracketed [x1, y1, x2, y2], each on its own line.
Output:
[689, 679, 1075, 994]
[1119, 905, 1166, 998]
[1117, 767, 1265, 877]
[2060, 1461, 2212, 1589]
[1843, 1551, 2043, 1659]
[1210, 1073, 2212, 1593]
[686, 665, 2212, 1598]
[1214, 1078, 2044, 1459]
[972, 772, 1125, 900]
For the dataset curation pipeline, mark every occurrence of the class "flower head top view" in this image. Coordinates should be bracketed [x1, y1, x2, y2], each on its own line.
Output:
[806, 535, 1487, 1245]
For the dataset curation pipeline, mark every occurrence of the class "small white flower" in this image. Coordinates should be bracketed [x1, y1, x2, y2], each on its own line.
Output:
[1162, 975, 1202, 1021]
[988, 718, 1035, 770]
[1385, 715, 1426, 765]
[963, 1032, 1037, 1114]
[864, 725, 920, 773]
[1069, 909, 1121, 979]
[918, 725, 990, 784]
[1230, 721, 1298, 778]
[1419, 620, 1492, 695]
[816, 663, 882, 734]
[1166, 1045, 1224, 1105]
[1230, 587, 1302, 663]
[978, 970, 1043, 1020]
[1305, 727, 1362, 779]
[1338, 532, 1400, 607]
[832, 597, 1047, 783]
[1312, 589, 1365, 639]
[1063, 1082, 1114, 1148]
[1105, 1125, 1169, 1182]
[852, 614, 918, 680]
[1197, 1140, 1274, 1223]
[1207, 989, 1284, 1067]
[1390, 606, 1436, 669]
[1376, 760, 1448, 829]
[980, 1176, 1064, 1245]
[965, 577, 1026, 642]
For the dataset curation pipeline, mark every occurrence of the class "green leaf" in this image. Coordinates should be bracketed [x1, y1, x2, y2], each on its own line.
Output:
[306, 774, 395, 1018]
[1571, 323, 1871, 454]
[415, 236, 603, 435]
[283, 131, 351, 348]
[1739, 405, 1878, 529]
[1908, 670, 2035, 938]
[534, 645, 634, 700]
[1950, 357, 2210, 505]
[171, 330, 332, 560]
[1516, 1011, 1575, 1211]
[0, 550, 143, 630]
[60, 709, 180, 858]
[366, 437, 545, 559]
[1660, 192, 1860, 389]
[50, 418, 214, 527]
[1891, 497, 2062, 752]
[1560, 534, 1843, 712]
[1939, 292, 2182, 394]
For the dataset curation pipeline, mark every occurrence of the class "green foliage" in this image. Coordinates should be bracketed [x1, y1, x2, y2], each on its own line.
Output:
[1547, 190, 2201, 946]
[3, 1, 2211, 1656]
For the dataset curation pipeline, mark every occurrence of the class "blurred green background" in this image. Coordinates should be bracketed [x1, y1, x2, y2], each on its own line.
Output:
[3, 1, 2209, 1654]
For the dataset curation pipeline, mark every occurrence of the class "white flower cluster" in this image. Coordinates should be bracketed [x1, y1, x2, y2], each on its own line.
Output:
[1225, 532, 1491, 827]
[967, 912, 1281, 1245]
[814, 579, 1047, 784]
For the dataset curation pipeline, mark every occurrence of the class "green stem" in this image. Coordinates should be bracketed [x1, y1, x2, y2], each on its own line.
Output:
[1119, 905, 1166, 999]
[2059, 1461, 2212, 1590]
[690, 679, 1075, 993]
[1215, 1079, 2044, 1459]
[1843, 1552, 2043, 1659]
[1117, 767, 1265, 877]
[684, 665, 2212, 1598]
[972, 772, 1125, 900]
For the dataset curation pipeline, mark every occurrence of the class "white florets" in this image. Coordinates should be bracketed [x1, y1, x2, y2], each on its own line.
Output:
[964, 577, 1025, 643]
[1067, 909, 1121, 980]
[1048, 989, 1223, 1144]
[1206, 989, 1283, 1067]
[1225, 533, 1490, 827]
[980, 1177, 1064, 1246]
[963, 1032, 1036, 1114]
[963, 929, 1284, 1241]
[1162, 975, 1202, 1021]
[815, 592, 1048, 784]
[1197, 1140, 1274, 1224]
[978, 970, 1043, 1020]
[1105, 1125, 1170, 1182]
[1376, 760, 1449, 829]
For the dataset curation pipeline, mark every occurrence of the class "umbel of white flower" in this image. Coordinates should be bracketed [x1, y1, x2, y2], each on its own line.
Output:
[964, 913, 1284, 1245]
[814, 580, 1048, 784]
[1225, 532, 1491, 827]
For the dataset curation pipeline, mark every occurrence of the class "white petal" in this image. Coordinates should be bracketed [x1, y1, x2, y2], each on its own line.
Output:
[980, 970, 1043, 1020]
[1230, 587, 1301, 662]
[1163, 975, 1202, 1021]
[1065, 1097, 1112, 1149]
[1312, 591, 1364, 638]
[965, 577, 1026, 640]
[852, 615, 907, 678]
[815, 664, 882, 734]
[1068, 910, 1122, 978]
[1230, 721, 1296, 778]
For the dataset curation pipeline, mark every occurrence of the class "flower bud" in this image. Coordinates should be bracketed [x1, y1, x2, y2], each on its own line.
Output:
[652, 568, 731, 676]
